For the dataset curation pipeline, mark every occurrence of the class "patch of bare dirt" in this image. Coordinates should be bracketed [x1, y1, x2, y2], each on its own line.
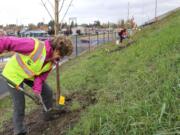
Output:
[0, 91, 97, 135]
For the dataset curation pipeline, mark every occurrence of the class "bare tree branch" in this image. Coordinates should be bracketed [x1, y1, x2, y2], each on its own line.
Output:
[58, 0, 65, 15]
[47, 0, 54, 10]
[41, 0, 54, 20]
[60, 0, 74, 29]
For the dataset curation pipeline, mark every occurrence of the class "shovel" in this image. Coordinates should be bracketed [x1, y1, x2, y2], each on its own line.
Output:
[19, 87, 49, 112]
[55, 61, 65, 106]
[4, 77, 49, 112]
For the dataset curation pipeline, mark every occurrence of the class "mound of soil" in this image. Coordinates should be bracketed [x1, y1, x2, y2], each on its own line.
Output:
[0, 91, 97, 135]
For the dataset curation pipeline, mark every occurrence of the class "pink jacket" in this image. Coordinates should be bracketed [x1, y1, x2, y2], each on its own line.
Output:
[0, 36, 53, 94]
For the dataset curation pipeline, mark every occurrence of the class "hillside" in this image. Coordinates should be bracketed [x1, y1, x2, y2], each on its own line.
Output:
[1, 9, 180, 135]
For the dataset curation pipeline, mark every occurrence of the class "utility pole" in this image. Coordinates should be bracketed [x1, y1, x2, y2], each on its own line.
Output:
[155, 0, 157, 21]
[55, 0, 59, 35]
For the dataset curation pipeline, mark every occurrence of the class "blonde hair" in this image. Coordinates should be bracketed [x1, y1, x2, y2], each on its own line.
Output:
[50, 36, 73, 57]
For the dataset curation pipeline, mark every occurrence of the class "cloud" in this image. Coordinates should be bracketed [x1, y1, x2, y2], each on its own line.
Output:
[66, 0, 180, 25]
[0, 0, 179, 25]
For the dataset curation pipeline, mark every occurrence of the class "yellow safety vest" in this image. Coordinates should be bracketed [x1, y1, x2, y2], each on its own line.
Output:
[2, 38, 53, 88]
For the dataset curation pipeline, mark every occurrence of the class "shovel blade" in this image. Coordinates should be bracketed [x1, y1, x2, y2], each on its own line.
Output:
[58, 96, 65, 105]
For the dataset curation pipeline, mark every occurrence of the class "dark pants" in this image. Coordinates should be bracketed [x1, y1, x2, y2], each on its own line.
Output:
[120, 36, 125, 43]
[1, 78, 53, 135]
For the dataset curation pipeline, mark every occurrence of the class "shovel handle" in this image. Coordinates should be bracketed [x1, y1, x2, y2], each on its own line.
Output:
[19, 88, 37, 102]
[4, 77, 35, 101]
[38, 95, 48, 112]
[4, 76, 42, 105]
[3, 76, 50, 111]
[56, 61, 61, 104]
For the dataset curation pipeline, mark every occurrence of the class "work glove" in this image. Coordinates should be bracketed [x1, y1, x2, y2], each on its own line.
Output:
[34, 93, 49, 112]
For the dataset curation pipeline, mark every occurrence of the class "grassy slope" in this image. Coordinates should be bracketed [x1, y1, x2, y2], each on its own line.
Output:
[0, 10, 180, 134]
[48, 10, 180, 134]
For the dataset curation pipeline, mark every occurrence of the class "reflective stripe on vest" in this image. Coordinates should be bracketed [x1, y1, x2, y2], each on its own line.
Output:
[16, 54, 34, 77]
[31, 42, 44, 62]
[2, 38, 52, 87]
[15, 40, 45, 77]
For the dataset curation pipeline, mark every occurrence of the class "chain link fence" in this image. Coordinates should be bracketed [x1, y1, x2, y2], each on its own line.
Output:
[70, 31, 119, 57]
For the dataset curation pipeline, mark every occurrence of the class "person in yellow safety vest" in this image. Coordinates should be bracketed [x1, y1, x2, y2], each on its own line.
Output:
[0, 36, 73, 135]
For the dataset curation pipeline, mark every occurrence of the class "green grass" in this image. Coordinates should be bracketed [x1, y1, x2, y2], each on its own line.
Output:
[70, 100, 81, 111]
[0, 9, 180, 134]
[62, 10, 180, 134]
[0, 96, 13, 131]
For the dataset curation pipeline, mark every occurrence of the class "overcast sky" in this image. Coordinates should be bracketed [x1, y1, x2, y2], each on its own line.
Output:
[0, 0, 179, 26]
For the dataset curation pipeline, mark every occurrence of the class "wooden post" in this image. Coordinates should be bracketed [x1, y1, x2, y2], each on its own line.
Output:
[56, 62, 60, 104]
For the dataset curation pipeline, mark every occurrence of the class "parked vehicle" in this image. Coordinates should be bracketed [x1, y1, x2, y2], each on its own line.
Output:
[20, 30, 50, 41]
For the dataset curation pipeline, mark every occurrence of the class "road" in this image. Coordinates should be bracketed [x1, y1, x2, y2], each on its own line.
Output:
[0, 73, 8, 97]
